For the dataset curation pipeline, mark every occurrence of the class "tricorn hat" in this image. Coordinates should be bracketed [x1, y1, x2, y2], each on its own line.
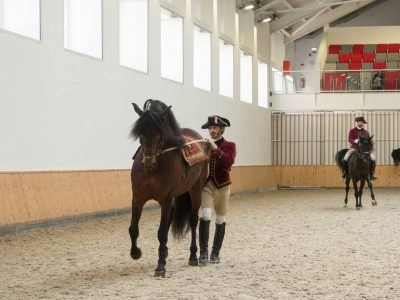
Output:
[355, 116, 367, 124]
[201, 115, 231, 129]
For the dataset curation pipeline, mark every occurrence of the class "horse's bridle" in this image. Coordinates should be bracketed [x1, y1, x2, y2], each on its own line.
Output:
[141, 138, 165, 163]
[357, 140, 372, 163]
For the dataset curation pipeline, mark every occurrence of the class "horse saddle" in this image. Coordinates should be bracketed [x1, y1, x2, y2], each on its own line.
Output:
[180, 135, 209, 167]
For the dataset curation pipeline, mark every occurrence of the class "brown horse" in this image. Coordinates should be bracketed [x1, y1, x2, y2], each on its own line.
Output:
[129, 99, 210, 277]
[336, 136, 377, 209]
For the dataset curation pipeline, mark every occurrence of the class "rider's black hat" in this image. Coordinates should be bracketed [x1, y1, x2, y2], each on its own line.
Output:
[201, 116, 231, 129]
[355, 116, 367, 124]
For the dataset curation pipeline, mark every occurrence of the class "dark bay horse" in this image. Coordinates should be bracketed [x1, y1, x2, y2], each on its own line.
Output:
[335, 136, 377, 209]
[129, 99, 210, 277]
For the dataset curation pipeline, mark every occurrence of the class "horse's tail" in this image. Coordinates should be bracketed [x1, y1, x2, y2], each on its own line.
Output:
[335, 149, 348, 170]
[171, 192, 192, 240]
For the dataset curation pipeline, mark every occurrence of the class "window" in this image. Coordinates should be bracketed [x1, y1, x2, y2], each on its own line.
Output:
[193, 25, 211, 91]
[219, 39, 233, 98]
[161, 8, 183, 83]
[272, 67, 284, 93]
[240, 50, 252, 103]
[0, 0, 40, 40]
[119, 0, 148, 72]
[64, 0, 102, 59]
[258, 60, 268, 108]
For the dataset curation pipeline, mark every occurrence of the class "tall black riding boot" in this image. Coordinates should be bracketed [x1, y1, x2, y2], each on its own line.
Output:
[342, 160, 349, 179]
[199, 218, 210, 264]
[210, 223, 226, 264]
[370, 160, 378, 180]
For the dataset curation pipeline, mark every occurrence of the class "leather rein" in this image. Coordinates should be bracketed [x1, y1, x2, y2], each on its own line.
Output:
[141, 139, 206, 162]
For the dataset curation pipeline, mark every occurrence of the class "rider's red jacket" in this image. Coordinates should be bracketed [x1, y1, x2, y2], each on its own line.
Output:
[208, 137, 236, 189]
[348, 127, 370, 148]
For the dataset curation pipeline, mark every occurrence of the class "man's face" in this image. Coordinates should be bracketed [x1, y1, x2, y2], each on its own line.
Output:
[356, 121, 364, 128]
[208, 126, 223, 140]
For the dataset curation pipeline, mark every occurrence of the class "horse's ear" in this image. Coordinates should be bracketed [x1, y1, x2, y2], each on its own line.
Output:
[132, 103, 144, 116]
[159, 106, 172, 119]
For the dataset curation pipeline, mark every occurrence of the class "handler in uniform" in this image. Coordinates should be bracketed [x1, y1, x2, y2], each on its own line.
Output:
[342, 116, 377, 180]
[199, 116, 236, 264]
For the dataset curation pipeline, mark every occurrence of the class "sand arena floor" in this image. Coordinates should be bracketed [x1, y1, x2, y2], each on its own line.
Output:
[1, 189, 400, 299]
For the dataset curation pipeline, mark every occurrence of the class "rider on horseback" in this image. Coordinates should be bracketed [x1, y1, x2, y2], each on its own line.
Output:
[342, 116, 377, 180]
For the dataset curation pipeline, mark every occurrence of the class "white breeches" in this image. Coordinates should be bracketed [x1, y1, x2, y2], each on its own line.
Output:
[344, 148, 375, 161]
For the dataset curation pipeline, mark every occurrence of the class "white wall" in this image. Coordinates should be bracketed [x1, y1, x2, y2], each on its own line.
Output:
[327, 26, 400, 44]
[0, 0, 272, 171]
[270, 31, 285, 70]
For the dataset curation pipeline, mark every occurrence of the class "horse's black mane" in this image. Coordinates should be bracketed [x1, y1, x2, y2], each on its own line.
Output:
[130, 99, 185, 147]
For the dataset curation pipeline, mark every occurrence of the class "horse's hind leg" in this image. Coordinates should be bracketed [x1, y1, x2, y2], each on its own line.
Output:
[188, 185, 202, 266]
[155, 198, 173, 278]
[129, 200, 144, 260]
[344, 177, 350, 207]
[367, 179, 377, 206]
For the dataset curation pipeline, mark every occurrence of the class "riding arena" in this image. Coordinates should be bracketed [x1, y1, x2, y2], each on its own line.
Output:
[1, 0, 400, 299]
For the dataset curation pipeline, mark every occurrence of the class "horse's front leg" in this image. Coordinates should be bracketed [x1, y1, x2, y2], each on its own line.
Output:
[344, 177, 351, 207]
[352, 179, 360, 210]
[367, 179, 377, 206]
[359, 179, 365, 208]
[155, 198, 173, 278]
[129, 200, 144, 260]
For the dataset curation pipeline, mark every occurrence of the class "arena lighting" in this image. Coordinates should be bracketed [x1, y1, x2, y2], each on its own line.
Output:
[242, 4, 255, 10]
[240, 0, 256, 11]
[261, 16, 272, 23]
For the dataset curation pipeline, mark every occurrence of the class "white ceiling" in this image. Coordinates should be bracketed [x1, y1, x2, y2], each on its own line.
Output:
[238, 0, 379, 43]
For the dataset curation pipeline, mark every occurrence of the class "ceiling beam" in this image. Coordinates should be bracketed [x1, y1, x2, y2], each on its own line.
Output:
[270, 0, 334, 32]
[284, 0, 375, 44]
[290, 7, 330, 36]
[281, 0, 294, 9]
[255, 0, 282, 13]
[277, 0, 373, 13]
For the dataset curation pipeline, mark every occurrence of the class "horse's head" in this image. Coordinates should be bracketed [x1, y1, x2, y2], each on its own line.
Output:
[358, 136, 374, 154]
[130, 99, 184, 169]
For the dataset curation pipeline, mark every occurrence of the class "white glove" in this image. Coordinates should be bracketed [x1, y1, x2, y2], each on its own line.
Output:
[354, 139, 359, 143]
[206, 138, 218, 150]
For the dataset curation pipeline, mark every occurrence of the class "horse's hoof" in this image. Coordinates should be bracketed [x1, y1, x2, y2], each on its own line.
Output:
[154, 270, 166, 278]
[356, 206, 361, 210]
[343, 204, 348, 208]
[372, 201, 377, 206]
[130, 248, 142, 260]
[188, 259, 199, 266]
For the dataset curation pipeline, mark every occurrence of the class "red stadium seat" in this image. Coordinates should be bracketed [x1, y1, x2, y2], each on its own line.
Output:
[351, 53, 363, 63]
[373, 62, 386, 70]
[388, 43, 400, 53]
[352, 44, 364, 54]
[385, 72, 397, 90]
[323, 73, 335, 91]
[328, 45, 341, 54]
[363, 53, 375, 63]
[376, 44, 388, 53]
[349, 62, 361, 70]
[335, 72, 347, 91]
[339, 53, 351, 63]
